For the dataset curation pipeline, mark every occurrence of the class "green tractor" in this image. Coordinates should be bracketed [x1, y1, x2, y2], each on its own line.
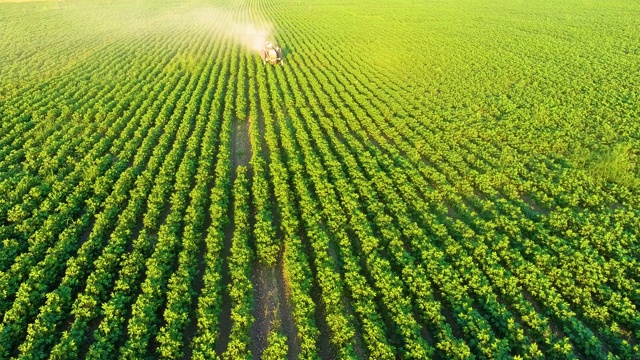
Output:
[260, 41, 284, 66]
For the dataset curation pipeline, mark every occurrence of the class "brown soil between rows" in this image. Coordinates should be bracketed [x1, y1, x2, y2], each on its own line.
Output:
[249, 258, 300, 359]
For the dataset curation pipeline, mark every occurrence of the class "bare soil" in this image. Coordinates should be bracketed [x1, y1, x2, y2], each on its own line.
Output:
[275, 250, 302, 359]
[216, 99, 255, 354]
[250, 263, 280, 357]
[520, 194, 547, 215]
[233, 114, 251, 171]
[247, 79, 301, 358]
[249, 263, 274, 358]
[248, 250, 301, 360]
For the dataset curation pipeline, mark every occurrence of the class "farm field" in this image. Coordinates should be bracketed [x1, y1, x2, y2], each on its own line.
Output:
[1, 0, 640, 358]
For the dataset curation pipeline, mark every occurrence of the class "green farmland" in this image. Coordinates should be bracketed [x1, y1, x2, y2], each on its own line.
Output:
[1, 0, 639, 358]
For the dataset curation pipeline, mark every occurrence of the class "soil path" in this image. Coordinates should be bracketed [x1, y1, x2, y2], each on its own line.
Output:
[216, 107, 252, 355]
[249, 87, 301, 358]
[249, 259, 300, 359]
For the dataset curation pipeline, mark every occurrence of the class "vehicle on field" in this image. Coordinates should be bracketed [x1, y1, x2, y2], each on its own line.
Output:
[260, 41, 284, 66]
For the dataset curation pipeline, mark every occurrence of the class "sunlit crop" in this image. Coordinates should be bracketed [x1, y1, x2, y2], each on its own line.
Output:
[1, 0, 639, 358]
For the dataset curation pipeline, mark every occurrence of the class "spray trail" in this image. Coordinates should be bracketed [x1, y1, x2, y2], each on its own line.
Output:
[192, 7, 274, 53]
[233, 22, 273, 52]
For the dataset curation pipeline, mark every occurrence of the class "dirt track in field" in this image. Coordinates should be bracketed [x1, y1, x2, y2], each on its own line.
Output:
[250, 257, 300, 359]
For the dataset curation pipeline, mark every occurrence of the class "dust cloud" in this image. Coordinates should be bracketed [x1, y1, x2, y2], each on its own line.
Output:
[193, 7, 274, 52]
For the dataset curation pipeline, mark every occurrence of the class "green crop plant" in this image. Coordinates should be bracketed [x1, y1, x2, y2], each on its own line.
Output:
[1, 0, 638, 358]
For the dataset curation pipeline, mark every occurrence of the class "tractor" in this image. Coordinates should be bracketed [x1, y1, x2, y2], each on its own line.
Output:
[260, 41, 284, 66]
